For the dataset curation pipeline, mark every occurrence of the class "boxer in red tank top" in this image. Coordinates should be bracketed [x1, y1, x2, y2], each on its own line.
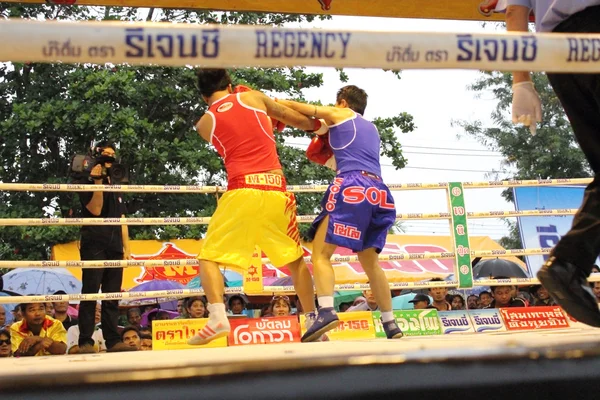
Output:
[188, 69, 328, 345]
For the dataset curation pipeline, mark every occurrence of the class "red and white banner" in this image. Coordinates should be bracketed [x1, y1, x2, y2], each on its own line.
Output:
[228, 316, 301, 346]
[500, 306, 570, 331]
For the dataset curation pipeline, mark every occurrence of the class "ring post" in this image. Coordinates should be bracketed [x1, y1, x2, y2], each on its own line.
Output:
[448, 182, 473, 289]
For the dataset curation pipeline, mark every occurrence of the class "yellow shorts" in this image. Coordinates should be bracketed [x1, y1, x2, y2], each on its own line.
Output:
[198, 176, 302, 269]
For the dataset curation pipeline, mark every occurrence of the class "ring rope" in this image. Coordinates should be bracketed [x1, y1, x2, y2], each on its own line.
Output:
[2, 20, 600, 72]
[0, 248, 554, 269]
[2, 276, 600, 305]
[0, 209, 579, 226]
[0, 178, 592, 194]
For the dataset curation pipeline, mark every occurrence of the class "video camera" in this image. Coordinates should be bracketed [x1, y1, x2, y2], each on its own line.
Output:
[70, 144, 129, 184]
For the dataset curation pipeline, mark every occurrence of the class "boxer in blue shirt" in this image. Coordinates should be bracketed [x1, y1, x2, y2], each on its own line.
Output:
[278, 86, 403, 341]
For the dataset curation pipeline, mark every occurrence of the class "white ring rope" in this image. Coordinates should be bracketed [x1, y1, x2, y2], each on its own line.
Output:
[0, 248, 554, 269]
[0, 178, 593, 193]
[1, 20, 600, 72]
[3, 276, 600, 305]
[0, 209, 580, 226]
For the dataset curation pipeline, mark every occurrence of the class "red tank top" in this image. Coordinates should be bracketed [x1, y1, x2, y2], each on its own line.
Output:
[207, 93, 281, 183]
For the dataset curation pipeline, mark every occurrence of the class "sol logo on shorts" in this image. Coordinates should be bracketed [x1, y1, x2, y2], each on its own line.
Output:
[217, 102, 234, 113]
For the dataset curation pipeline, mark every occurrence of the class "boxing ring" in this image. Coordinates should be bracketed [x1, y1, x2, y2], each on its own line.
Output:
[1, 17, 600, 399]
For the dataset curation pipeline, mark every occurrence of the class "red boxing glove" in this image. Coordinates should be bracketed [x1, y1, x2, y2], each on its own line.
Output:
[233, 84, 252, 93]
[306, 133, 336, 170]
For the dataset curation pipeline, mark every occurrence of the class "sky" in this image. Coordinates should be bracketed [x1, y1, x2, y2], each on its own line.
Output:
[287, 16, 515, 240]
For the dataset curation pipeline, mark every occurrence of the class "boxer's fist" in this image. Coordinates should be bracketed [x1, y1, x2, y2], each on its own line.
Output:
[271, 117, 286, 132]
[306, 134, 336, 171]
[309, 119, 329, 136]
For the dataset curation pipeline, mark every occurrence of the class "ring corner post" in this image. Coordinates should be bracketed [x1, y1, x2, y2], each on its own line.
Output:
[447, 182, 473, 289]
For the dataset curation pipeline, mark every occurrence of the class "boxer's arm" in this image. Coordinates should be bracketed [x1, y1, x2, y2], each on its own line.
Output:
[255, 92, 319, 132]
[195, 113, 214, 143]
[506, 4, 532, 83]
[276, 100, 350, 125]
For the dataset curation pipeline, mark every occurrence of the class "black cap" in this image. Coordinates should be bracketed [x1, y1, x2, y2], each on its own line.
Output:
[409, 294, 431, 304]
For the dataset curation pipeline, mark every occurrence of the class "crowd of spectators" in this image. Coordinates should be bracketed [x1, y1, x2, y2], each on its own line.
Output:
[0, 273, 596, 358]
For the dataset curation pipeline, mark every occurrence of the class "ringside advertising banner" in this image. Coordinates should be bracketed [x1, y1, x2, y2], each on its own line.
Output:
[229, 316, 300, 346]
[152, 318, 227, 350]
[373, 309, 442, 337]
[300, 311, 375, 341]
[500, 306, 570, 331]
[468, 309, 507, 332]
[438, 310, 475, 334]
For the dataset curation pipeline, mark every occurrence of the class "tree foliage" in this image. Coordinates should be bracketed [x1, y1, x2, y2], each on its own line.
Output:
[454, 71, 591, 248]
[0, 5, 412, 264]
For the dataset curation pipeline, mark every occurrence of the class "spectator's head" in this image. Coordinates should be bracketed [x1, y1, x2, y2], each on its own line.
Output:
[177, 299, 185, 315]
[52, 291, 70, 315]
[362, 284, 377, 308]
[490, 277, 515, 307]
[0, 304, 5, 327]
[592, 282, 600, 301]
[12, 304, 23, 323]
[186, 297, 208, 318]
[127, 308, 141, 326]
[592, 265, 600, 274]
[139, 326, 152, 337]
[409, 294, 431, 310]
[228, 295, 246, 315]
[121, 327, 141, 349]
[339, 302, 352, 312]
[20, 303, 47, 329]
[352, 296, 367, 307]
[428, 278, 448, 302]
[155, 311, 172, 321]
[0, 329, 10, 358]
[467, 295, 480, 309]
[531, 285, 550, 301]
[260, 305, 272, 318]
[451, 294, 465, 310]
[139, 334, 152, 351]
[196, 68, 233, 100]
[270, 295, 292, 317]
[336, 85, 368, 115]
[479, 291, 493, 307]
[94, 303, 102, 325]
[45, 302, 54, 316]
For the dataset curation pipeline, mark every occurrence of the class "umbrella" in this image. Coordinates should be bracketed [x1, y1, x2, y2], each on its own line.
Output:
[473, 258, 529, 279]
[334, 290, 363, 310]
[120, 279, 185, 311]
[2, 268, 81, 295]
[185, 269, 244, 289]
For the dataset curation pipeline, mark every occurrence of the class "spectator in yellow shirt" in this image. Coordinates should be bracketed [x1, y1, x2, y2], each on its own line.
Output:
[10, 303, 67, 357]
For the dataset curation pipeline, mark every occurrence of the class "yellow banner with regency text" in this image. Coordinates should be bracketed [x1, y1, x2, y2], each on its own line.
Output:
[152, 318, 227, 350]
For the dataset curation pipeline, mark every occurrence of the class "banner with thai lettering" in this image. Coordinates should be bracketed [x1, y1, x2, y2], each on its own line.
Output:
[299, 311, 375, 341]
[373, 310, 442, 337]
[152, 318, 227, 350]
[500, 306, 570, 331]
[468, 309, 506, 332]
[438, 310, 475, 334]
[228, 316, 300, 346]
[513, 186, 593, 277]
[51, 235, 524, 289]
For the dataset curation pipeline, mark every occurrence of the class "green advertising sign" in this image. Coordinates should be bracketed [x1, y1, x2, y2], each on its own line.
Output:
[373, 310, 443, 337]
[448, 182, 473, 289]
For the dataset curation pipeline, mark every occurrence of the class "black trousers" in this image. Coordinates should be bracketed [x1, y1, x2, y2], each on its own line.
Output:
[547, 6, 600, 275]
[78, 247, 124, 349]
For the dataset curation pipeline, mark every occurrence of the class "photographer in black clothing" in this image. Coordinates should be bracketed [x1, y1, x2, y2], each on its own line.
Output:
[77, 141, 134, 353]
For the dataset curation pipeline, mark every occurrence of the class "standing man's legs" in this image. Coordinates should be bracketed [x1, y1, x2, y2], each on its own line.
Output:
[538, 32, 600, 325]
[101, 249, 125, 350]
[78, 247, 105, 351]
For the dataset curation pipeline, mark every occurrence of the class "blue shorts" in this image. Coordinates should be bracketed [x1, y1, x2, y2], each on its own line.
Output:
[308, 171, 396, 253]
